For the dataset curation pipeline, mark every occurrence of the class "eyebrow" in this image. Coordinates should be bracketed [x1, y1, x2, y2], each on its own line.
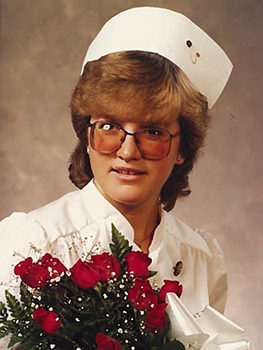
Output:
[95, 115, 120, 123]
[94, 114, 174, 129]
[142, 121, 168, 128]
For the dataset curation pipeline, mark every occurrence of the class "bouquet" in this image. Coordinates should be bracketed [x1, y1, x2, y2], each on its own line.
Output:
[0, 224, 184, 350]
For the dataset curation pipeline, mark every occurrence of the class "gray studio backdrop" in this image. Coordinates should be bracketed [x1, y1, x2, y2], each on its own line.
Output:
[0, 0, 262, 348]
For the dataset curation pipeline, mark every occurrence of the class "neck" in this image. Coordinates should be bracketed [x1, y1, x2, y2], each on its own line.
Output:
[114, 200, 161, 253]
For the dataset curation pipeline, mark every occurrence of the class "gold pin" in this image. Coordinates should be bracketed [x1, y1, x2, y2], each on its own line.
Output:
[173, 261, 183, 276]
[186, 40, 201, 64]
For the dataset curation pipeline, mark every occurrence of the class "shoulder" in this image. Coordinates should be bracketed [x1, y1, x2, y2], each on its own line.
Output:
[0, 212, 51, 267]
[0, 212, 45, 243]
[193, 228, 225, 262]
[0, 184, 92, 247]
[29, 187, 88, 240]
[163, 211, 217, 257]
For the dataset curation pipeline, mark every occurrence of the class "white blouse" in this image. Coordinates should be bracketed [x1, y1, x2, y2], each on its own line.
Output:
[0, 181, 227, 349]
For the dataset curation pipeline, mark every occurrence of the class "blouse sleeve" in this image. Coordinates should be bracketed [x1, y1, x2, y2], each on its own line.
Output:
[195, 228, 228, 314]
[0, 212, 48, 350]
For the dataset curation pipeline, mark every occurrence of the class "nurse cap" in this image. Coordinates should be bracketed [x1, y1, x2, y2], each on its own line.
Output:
[81, 7, 233, 108]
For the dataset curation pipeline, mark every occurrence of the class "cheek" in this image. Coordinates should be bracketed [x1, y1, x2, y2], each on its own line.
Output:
[151, 158, 176, 186]
[89, 151, 103, 175]
[160, 148, 179, 180]
[89, 150, 113, 177]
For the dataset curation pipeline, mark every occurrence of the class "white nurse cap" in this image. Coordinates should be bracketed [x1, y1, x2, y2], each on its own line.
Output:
[81, 7, 233, 108]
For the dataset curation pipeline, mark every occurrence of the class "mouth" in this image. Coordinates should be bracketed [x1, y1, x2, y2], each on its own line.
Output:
[112, 167, 146, 176]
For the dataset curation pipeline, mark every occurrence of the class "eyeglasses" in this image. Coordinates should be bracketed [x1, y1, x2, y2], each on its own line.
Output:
[87, 120, 181, 160]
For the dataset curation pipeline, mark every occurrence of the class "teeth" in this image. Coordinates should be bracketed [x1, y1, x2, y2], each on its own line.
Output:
[116, 170, 140, 175]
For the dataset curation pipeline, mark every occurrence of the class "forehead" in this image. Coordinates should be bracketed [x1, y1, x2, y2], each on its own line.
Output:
[90, 99, 180, 127]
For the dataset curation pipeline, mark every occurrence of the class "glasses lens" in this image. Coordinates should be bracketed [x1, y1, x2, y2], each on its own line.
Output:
[91, 121, 123, 153]
[136, 129, 171, 160]
[90, 122, 173, 160]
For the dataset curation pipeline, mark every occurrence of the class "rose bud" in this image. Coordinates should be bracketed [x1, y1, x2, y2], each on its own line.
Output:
[145, 303, 168, 334]
[95, 332, 122, 350]
[125, 251, 152, 278]
[41, 253, 67, 281]
[128, 279, 157, 311]
[159, 279, 183, 302]
[70, 259, 101, 289]
[14, 258, 49, 288]
[33, 306, 61, 334]
[91, 252, 120, 282]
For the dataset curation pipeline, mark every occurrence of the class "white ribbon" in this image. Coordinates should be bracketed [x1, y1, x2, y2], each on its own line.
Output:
[165, 293, 255, 350]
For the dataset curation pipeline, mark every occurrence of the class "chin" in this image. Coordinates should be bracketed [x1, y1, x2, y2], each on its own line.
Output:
[112, 194, 145, 206]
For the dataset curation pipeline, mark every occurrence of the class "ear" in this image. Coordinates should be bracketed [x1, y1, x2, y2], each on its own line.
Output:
[174, 154, 185, 165]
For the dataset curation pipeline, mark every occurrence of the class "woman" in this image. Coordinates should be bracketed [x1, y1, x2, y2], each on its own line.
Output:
[1, 7, 250, 350]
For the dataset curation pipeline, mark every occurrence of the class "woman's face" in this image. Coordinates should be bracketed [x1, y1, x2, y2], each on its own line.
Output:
[88, 113, 184, 212]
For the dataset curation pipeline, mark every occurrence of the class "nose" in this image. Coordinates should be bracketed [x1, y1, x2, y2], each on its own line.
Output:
[116, 133, 142, 161]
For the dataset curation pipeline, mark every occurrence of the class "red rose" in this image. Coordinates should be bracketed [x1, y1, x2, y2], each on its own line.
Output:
[125, 251, 152, 278]
[145, 303, 168, 333]
[159, 280, 183, 302]
[14, 257, 49, 288]
[128, 279, 157, 311]
[33, 306, 61, 334]
[70, 259, 101, 289]
[41, 253, 67, 279]
[14, 257, 33, 276]
[92, 253, 120, 282]
[95, 333, 122, 350]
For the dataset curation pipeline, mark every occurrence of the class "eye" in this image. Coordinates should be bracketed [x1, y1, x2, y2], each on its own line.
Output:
[97, 122, 119, 132]
[143, 128, 164, 137]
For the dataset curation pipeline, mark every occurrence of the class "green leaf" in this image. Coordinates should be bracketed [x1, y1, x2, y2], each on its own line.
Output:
[0, 326, 9, 339]
[20, 282, 33, 306]
[110, 223, 132, 263]
[8, 333, 21, 348]
[21, 331, 46, 350]
[5, 290, 23, 320]
[63, 322, 81, 339]
[148, 270, 158, 278]
[0, 301, 8, 319]
[151, 339, 185, 350]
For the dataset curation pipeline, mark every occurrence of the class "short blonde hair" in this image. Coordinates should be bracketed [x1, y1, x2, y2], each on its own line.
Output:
[69, 51, 210, 211]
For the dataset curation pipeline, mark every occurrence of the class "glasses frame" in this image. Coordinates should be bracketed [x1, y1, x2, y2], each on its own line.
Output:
[87, 119, 181, 160]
